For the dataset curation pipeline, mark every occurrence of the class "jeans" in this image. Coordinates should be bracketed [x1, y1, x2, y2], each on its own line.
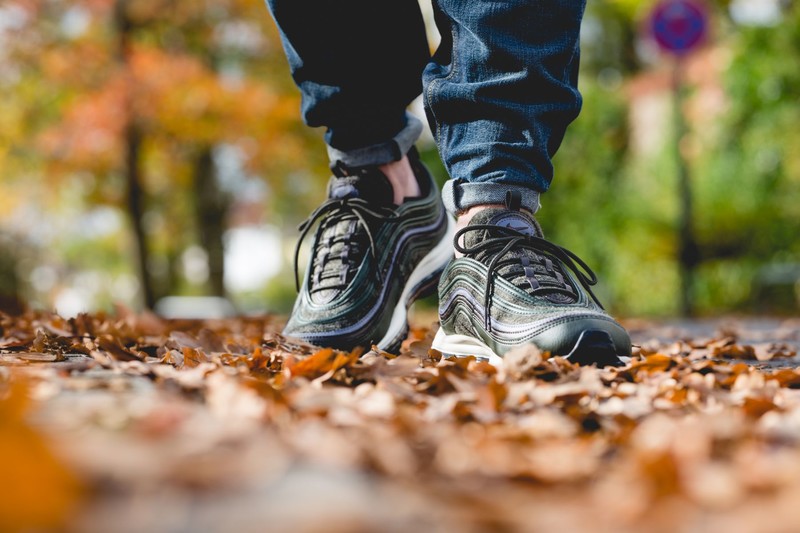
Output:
[266, 0, 586, 214]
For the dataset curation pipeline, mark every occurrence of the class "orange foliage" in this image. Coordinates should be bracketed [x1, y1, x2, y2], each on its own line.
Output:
[0, 380, 84, 532]
[38, 42, 302, 174]
[38, 75, 127, 172]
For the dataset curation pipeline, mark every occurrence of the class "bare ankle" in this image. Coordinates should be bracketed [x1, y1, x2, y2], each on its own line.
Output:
[453, 205, 501, 257]
[379, 156, 420, 205]
[456, 204, 506, 228]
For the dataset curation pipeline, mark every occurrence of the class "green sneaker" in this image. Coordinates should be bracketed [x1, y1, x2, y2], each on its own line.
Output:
[432, 191, 630, 366]
[284, 149, 455, 352]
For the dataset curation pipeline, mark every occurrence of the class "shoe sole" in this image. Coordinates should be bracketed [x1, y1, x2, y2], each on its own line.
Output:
[377, 216, 456, 353]
[431, 327, 626, 367]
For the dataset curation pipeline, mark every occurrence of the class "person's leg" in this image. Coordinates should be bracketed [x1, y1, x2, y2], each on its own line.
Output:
[266, 0, 429, 164]
[427, 0, 631, 364]
[424, 0, 585, 215]
[266, 0, 454, 351]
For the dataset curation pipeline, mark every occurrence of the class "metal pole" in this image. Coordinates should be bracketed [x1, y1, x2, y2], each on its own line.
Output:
[673, 58, 699, 316]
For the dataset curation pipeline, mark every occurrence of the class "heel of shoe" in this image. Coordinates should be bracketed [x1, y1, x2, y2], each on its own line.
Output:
[431, 328, 504, 365]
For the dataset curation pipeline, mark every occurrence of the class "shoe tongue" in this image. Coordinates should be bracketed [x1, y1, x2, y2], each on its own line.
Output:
[463, 207, 542, 248]
[311, 169, 393, 304]
[463, 207, 576, 304]
[327, 168, 395, 207]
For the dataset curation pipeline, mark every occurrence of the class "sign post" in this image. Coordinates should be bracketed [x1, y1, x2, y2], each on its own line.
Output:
[651, 0, 708, 55]
[649, 0, 709, 316]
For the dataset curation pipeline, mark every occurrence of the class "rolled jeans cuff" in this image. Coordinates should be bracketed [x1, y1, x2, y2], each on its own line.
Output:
[326, 113, 424, 167]
[442, 180, 542, 215]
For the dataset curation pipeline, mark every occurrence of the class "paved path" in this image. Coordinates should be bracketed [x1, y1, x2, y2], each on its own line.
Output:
[626, 317, 800, 368]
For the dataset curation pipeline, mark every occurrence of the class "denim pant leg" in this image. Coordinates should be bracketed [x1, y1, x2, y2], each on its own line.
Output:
[424, 0, 586, 214]
[266, 0, 429, 166]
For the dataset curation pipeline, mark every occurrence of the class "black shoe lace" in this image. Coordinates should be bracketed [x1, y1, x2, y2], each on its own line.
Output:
[454, 224, 604, 332]
[293, 197, 400, 292]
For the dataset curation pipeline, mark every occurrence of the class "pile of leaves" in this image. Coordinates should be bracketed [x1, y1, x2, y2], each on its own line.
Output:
[1, 311, 799, 532]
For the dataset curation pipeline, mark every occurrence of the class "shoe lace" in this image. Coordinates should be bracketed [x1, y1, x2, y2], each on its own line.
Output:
[293, 197, 400, 292]
[454, 224, 603, 332]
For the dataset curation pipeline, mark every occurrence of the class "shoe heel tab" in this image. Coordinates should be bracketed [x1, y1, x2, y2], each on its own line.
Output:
[331, 160, 352, 178]
[505, 190, 522, 211]
[331, 160, 383, 179]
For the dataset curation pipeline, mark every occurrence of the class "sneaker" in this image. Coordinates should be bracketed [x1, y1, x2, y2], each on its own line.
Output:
[432, 191, 631, 366]
[284, 148, 455, 352]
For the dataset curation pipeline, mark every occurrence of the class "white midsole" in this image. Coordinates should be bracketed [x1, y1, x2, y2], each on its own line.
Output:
[433, 328, 632, 367]
[376, 216, 456, 349]
[430, 328, 504, 366]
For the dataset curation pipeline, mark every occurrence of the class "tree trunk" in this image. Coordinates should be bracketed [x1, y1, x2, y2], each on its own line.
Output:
[115, 0, 157, 309]
[0, 237, 23, 314]
[124, 125, 156, 308]
[673, 61, 700, 316]
[193, 146, 228, 298]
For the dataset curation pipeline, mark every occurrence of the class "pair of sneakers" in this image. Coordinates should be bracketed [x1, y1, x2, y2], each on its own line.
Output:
[284, 149, 631, 365]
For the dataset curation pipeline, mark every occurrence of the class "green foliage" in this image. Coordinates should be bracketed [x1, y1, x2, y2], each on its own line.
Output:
[544, 1, 800, 316]
[1, 0, 328, 311]
[544, 78, 682, 316]
[692, 4, 800, 313]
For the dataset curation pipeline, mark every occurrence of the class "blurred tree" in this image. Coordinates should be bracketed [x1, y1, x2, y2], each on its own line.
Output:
[0, 235, 24, 314]
[2, 0, 328, 309]
[693, 2, 800, 313]
[114, 0, 152, 307]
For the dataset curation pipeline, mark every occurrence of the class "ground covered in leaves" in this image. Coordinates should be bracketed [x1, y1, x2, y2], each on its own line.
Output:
[1, 311, 799, 532]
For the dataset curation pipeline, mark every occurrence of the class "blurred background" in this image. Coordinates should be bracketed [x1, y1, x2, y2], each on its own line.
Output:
[0, 0, 797, 319]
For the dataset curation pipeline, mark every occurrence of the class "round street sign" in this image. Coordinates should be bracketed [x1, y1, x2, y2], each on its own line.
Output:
[650, 0, 709, 55]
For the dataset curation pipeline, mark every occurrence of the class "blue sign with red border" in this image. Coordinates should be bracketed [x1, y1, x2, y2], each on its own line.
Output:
[650, 0, 708, 55]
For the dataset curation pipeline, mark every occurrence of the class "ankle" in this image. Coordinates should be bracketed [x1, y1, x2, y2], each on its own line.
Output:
[379, 156, 420, 205]
[456, 204, 505, 229]
[454, 203, 540, 257]
[453, 205, 502, 257]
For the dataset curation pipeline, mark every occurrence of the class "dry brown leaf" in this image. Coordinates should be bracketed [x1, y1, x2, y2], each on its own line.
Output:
[630, 353, 674, 373]
[182, 346, 209, 368]
[742, 396, 778, 418]
[97, 334, 143, 362]
[754, 343, 797, 362]
[503, 344, 543, 379]
[769, 369, 800, 388]
[708, 338, 757, 360]
[160, 349, 184, 367]
[286, 348, 359, 379]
